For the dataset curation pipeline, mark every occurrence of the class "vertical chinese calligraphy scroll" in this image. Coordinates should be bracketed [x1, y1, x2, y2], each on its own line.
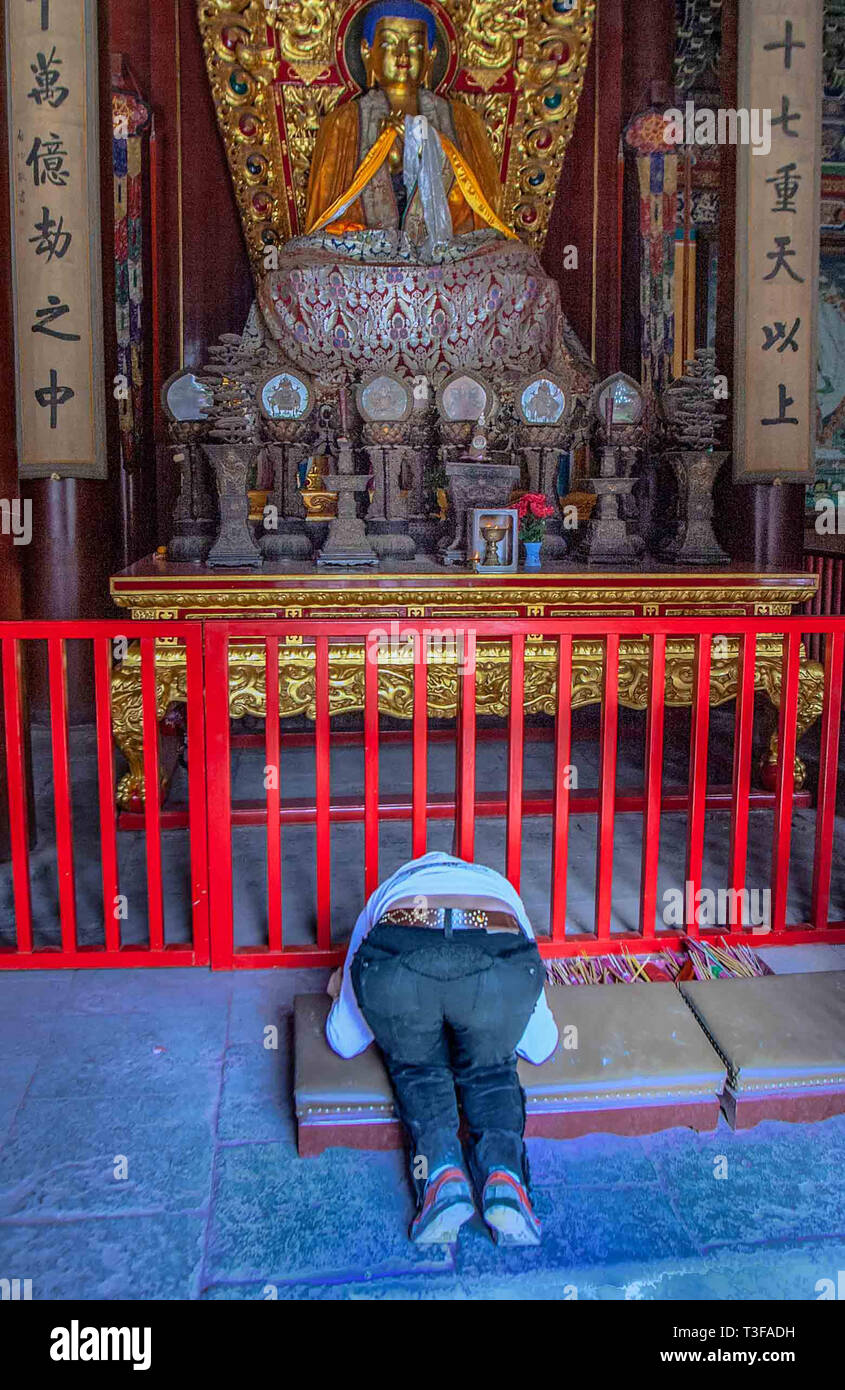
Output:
[5, 0, 107, 478]
[733, 0, 822, 483]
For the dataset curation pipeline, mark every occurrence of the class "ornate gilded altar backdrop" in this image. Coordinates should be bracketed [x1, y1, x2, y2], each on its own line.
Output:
[109, 562, 822, 810]
[196, 0, 596, 277]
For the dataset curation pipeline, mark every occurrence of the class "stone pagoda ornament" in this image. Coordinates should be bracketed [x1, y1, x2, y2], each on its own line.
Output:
[198, 334, 264, 569]
[658, 348, 729, 566]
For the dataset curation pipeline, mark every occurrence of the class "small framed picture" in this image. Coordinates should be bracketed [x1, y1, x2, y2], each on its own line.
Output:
[469, 507, 518, 573]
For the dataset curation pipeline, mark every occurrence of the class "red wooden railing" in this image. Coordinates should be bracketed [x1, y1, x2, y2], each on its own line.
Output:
[204, 615, 845, 969]
[0, 621, 209, 969]
[1, 614, 844, 970]
[804, 546, 845, 662]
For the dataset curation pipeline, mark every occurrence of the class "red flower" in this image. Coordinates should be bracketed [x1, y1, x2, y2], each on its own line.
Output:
[516, 492, 555, 521]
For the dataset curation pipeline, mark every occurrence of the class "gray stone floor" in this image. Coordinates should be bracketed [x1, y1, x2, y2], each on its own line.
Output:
[1, 960, 844, 1300]
[1, 705, 844, 1299]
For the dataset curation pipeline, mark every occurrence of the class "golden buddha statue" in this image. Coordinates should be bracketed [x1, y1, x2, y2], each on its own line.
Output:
[300, 455, 338, 520]
[304, 2, 510, 245]
[258, 0, 595, 393]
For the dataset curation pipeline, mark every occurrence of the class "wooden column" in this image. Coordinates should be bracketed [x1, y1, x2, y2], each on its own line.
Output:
[0, 0, 23, 627]
[0, 0, 28, 855]
[15, 0, 119, 720]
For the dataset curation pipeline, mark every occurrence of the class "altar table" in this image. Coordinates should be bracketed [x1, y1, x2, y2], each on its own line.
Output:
[109, 559, 820, 811]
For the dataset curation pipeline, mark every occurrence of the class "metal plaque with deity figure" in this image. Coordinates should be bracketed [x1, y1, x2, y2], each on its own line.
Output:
[518, 373, 568, 426]
[595, 373, 645, 427]
[6, 0, 107, 477]
[258, 369, 314, 422]
[357, 371, 413, 421]
[162, 368, 213, 423]
[437, 370, 492, 422]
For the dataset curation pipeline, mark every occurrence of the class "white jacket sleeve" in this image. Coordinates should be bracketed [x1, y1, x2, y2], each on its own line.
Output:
[325, 905, 376, 1058]
[515, 987, 559, 1065]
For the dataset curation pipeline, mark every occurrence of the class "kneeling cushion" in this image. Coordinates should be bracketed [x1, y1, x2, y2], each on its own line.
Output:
[294, 984, 726, 1155]
[679, 970, 845, 1129]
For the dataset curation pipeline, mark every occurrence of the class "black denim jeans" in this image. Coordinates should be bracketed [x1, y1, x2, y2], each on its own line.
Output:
[351, 922, 544, 1199]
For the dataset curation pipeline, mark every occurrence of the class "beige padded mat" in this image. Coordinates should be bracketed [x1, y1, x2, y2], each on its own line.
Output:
[679, 971, 845, 1094]
[294, 983, 726, 1118]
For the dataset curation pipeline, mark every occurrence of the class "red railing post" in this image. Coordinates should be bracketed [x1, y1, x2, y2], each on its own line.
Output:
[638, 632, 666, 938]
[727, 631, 756, 924]
[205, 625, 235, 968]
[183, 627, 209, 964]
[684, 634, 711, 935]
[93, 638, 120, 952]
[595, 634, 619, 940]
[47, 636, 77, 954]
[550, 634, 572, 942]
[810, 628, 845, 930]
[506, 633, 525, 890]
[364, 634, 380, 896]
[412, 632, 428, 859]
[456, 629, 476, 862]
[314, 635, 332, 947]
[265, 635, 282, 953]
[2, 636, 32, 951]
[140, 636, 165, 951]
[770, 629, 801, 935]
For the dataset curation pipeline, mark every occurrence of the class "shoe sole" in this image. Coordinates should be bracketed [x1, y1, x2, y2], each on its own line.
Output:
[483, 1203, 542, 1247]
[411, 1199, 476, 1245]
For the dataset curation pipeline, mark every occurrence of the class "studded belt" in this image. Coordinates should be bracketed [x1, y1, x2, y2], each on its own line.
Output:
[377, 906, 522, 936]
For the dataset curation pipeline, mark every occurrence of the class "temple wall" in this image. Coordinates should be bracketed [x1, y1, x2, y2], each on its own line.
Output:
[110, 0, 254, 550]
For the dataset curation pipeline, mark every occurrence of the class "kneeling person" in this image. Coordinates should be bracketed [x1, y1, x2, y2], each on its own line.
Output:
[326, 852, 558, 1246]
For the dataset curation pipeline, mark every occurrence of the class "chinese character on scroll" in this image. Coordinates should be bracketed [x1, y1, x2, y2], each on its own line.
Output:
[5, 0, 107, 478]
[733, 0, 822, 482]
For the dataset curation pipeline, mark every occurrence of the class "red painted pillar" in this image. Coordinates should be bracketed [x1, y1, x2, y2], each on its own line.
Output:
[16, 0, 120, 720]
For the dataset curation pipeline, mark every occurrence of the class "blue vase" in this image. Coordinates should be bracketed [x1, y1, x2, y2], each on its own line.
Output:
[523, 540, 542, 570]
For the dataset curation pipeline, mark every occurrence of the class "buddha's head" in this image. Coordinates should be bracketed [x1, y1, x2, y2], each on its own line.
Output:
[360, 1, 437, 91]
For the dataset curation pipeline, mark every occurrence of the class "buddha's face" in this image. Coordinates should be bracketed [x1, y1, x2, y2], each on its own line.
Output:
[361, 17, 434, 89]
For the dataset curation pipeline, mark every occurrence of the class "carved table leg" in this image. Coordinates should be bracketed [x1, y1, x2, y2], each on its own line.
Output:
[112, 654, 148, 812]
[758, 655, 826, 792]
[112, 642, 189, 811]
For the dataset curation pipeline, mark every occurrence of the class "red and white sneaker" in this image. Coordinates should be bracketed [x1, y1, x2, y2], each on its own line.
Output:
[481, 1169, 542, 1246]
[409, 1165, 476, 1245]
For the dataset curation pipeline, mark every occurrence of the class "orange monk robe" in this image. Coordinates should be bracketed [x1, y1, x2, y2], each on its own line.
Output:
[304, 98, 505, 238]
